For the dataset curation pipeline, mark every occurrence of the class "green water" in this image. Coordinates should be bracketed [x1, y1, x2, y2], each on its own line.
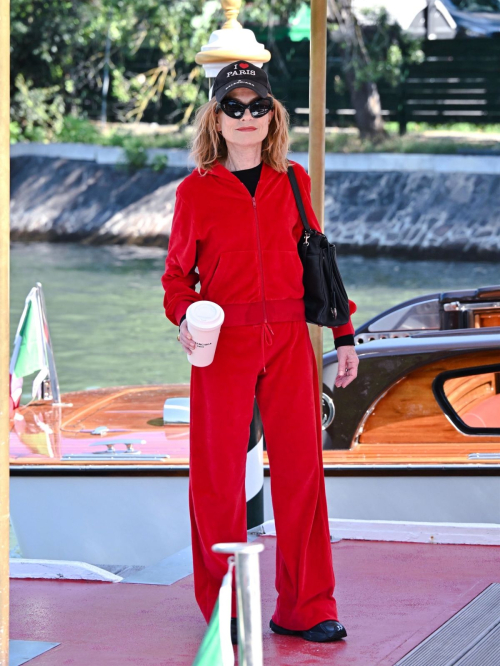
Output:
[10, 241, 500, 399]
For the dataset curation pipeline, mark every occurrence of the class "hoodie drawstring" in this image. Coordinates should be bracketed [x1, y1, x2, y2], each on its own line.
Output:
[261, 322, 274, 374]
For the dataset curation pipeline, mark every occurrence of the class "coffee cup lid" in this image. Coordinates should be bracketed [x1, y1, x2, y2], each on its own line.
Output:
[186, 301, 225, 331]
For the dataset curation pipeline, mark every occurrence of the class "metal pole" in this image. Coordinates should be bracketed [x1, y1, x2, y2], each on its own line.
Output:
[212, 542, 264, 666]
[35, 283, 61, 403]
[100, 9, 112, 126]
[309, 0, 328, 399]
[426, 0, 437, 40]
[235, 549, 263, 665]
[0, 0, 10, 659]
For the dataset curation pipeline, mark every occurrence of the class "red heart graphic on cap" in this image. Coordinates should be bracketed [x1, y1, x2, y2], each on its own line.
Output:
[239, 62, 249, 68]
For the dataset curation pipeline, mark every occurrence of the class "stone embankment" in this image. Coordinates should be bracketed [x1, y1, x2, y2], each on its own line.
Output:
[10, 145, 500, 260]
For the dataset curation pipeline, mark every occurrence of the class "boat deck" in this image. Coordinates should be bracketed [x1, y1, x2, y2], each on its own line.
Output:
[10, 536, 500, 665]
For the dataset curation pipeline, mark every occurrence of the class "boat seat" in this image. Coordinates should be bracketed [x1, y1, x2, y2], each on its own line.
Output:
[461, 394, 500, 428]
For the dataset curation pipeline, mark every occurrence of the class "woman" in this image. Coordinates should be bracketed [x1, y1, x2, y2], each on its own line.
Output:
[161, 60, 359, 644]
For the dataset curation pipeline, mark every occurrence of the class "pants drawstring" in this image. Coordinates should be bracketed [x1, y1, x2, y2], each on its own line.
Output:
[261, 321, 274, 374]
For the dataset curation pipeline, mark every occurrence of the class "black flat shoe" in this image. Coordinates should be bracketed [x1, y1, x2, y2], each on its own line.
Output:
[231, 617, 238, 646]
[269, 618, 347, 643]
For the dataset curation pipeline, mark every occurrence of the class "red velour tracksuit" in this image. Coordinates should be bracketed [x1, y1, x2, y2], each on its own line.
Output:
[161, 159, 357, 629]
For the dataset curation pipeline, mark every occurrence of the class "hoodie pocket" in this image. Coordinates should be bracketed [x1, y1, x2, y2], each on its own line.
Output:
[203, 250, 261, 304]
[262, 250, 305, 301]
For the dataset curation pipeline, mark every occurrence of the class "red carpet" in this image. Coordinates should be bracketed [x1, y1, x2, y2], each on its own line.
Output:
[10, 536, 500, 665]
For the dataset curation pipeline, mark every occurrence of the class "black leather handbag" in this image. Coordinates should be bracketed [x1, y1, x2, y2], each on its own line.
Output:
[287, 165, 350, 327]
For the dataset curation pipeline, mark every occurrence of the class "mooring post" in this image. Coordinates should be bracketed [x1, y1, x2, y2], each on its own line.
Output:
[212, 542, 265, 666]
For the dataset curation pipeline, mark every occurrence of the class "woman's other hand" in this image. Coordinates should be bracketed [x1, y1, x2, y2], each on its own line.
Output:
[334, 346, 359, 388]
[178, 319, 196, 355]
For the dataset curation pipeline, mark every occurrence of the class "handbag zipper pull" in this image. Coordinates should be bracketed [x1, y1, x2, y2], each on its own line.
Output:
[331, 291, 337, 318]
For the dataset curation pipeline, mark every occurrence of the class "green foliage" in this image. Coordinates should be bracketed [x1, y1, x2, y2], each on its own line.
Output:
[241, 0, 303, 24]
[13, 0, 489, 143]
[10, 0, 320, 134]
[289, 127, 500, 154]
[11, 73, 65, 142]
[56, 116, 104, 144]
[150, 153, 169, 172]
[42, 121, 500, 156]
[10, 0, 223, 130]
[10, 121, 22, 144]
[108, 130, 131, 147]
[337, 7, 424, 91]
[119, 136, 148, 171]
[115, 137, 169, 172]
[398, 121, 500, 134]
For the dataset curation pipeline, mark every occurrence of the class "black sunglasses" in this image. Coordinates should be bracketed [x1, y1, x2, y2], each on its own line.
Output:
[215, 97, 274, 119]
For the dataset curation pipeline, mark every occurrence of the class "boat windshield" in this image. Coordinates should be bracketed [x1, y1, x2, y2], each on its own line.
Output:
[453, 0, 500, 12]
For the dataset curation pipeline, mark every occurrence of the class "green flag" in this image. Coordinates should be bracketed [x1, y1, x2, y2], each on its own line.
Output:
[14, 299, 42, 378]
[192, 559, 235, 666]
[10, 289, 48, 399]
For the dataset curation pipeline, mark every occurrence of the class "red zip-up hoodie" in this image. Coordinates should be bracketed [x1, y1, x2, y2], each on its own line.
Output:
[161, 159, 357, 341]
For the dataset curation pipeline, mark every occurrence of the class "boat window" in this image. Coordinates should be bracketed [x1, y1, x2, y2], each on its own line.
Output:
[432, 364, 500, 435]
[368, 298, 440, 332]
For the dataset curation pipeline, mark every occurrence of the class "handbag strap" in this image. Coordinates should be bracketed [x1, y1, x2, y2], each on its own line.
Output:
[287, 165, 312, 233]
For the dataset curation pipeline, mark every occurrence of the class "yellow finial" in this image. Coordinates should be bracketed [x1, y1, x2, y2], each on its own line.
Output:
[195, 0, 270, 73]
[221, 0, 243, 30]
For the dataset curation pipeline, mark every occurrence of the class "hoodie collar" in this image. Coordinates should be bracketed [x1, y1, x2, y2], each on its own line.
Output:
[208, 159, 276, 183]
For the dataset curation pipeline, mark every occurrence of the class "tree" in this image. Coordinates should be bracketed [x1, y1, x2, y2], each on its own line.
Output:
[327, 0, 386, 139]
[10, 0, 422, 138]
[10, 0, 224, 133]
[327, 0, 423, 139]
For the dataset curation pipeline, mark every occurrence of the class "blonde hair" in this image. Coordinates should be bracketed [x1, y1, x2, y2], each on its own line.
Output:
[189, 95, 290, 174]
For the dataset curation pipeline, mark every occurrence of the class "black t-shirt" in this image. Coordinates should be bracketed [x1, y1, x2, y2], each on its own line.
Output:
[231, 161, 263, 197]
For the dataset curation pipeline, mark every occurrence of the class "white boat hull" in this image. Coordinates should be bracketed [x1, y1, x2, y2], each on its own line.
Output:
[10, 468, 500, 566]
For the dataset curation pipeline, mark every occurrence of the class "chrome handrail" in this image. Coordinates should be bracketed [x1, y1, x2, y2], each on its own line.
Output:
[212, 542, 265, 666]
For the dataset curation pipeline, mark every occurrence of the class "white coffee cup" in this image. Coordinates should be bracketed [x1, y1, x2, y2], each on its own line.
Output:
[185, 301, 225, 367]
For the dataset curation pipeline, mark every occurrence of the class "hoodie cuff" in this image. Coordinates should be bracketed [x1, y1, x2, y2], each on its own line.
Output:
[334, 334, 355, 349]
[174, 301, 193, 328]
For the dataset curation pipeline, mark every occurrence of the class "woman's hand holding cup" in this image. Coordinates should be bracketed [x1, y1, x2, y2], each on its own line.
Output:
[182, 302, 225, 366]
[178, 319, 196, 355]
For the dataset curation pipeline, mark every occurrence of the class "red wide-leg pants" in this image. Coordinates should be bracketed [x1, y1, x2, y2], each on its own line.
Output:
[188, 319, 339, 630]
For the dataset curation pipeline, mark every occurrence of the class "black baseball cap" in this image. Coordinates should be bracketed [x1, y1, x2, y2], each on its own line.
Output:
[211, 60, 272, 103]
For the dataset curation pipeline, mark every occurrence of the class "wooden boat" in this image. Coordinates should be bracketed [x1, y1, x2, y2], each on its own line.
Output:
[322, 283, 500, 463]
[9, 284, 500, 565]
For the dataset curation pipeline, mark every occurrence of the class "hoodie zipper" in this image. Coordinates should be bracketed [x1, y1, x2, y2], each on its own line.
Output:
[252, 196, 268, 324]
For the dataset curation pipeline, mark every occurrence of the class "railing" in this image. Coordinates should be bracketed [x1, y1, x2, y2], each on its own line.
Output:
[192, 541, 265, 666]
